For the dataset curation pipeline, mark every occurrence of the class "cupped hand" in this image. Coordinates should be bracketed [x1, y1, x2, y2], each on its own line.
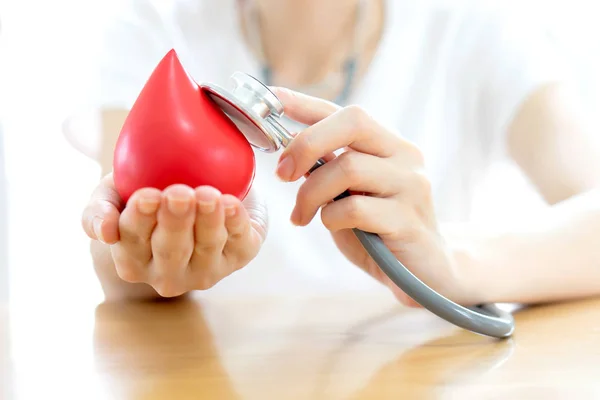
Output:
[271, 88, 469, 307]
[82, 173, 267, 297]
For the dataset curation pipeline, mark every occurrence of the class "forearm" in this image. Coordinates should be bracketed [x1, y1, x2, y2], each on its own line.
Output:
[90, 240, 166, 302]
[451, 189, 600, 305]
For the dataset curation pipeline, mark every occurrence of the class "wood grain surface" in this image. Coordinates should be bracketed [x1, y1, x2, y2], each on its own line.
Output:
[1, 292, 599, 399]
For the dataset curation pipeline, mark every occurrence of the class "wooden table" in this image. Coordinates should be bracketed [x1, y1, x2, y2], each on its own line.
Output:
[1, 293, 600, 400]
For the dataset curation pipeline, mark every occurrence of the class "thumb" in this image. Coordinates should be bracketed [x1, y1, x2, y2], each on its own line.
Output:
[82, 173, 123, 244]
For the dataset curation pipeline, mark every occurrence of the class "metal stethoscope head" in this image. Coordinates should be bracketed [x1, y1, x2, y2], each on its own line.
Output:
[202, 72, 293, 153]
[200, 72, 516, 339]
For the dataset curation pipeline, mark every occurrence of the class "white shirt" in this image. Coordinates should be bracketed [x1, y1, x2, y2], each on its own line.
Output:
[68, 0, 567, 295]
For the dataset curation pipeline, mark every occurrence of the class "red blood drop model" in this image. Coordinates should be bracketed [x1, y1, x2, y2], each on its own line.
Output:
[113, 49, 255, 203]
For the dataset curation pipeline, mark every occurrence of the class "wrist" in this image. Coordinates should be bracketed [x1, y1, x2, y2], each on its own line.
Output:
[440, 222, 499, 306]
[449, 245, 489, 306]
[446, 226, 522, 306]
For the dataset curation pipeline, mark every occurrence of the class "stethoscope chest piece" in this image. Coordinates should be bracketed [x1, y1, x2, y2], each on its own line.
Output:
[201, 72, 290, 153]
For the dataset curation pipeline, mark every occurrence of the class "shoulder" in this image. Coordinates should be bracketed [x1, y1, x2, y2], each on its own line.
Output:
[379, 1, 568, 164]
[102, 0, 245, 72]
[389, 1, 550, 52]
[102, 0, 237, 40]
[381, 0, 553, 80]
[106, 0, 235, 31]
[96, 0, 249, 85]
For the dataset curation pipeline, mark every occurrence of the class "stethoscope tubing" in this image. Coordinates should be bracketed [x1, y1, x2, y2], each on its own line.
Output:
[309, 159, 515, 339]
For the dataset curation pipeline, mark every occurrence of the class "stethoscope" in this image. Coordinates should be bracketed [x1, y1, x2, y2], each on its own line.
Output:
[200, 72, 515, 339]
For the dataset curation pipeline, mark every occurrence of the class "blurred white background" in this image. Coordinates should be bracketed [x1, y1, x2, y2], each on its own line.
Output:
[0, 0, 599, 307]
[0, 0, 119, 308]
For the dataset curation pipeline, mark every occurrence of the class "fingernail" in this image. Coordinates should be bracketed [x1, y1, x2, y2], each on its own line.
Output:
[221, 196, 238, 217]
[276, 155, 295, 181]
[197, 199, 216, 214]
[167, 195, 190, 216]
[93, 217, 105, 243]
[138, 197, 159, 215]
[224, 204, 237, 217]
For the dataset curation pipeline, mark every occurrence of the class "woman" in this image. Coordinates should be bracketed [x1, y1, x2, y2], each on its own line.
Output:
[72, 0, 600, 305]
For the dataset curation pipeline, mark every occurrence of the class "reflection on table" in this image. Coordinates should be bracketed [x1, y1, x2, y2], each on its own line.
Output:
[2, 291, 600, 399]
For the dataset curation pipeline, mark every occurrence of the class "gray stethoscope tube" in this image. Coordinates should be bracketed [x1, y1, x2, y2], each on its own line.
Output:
[201, 72, 515, 339]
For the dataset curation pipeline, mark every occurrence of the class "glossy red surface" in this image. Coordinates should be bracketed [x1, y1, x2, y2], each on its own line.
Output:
[113, 49, 255, 203]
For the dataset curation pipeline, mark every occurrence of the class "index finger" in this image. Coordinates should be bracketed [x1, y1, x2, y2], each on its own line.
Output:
[276, 105, 399, 182]
[270, 87, 341, 125]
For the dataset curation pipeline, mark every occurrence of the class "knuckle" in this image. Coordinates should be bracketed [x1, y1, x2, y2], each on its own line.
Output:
[295, 132, 317, 158]
[344, 105, 372, 132]
[321, 196, 366, 231]
[225, 215, 248, 239]
[120, 231, 150, 250]
[228, 229, 245, 241]
[404, 141, 425, 165]
[204, 229, 229, 247]
[217, 228, 230, 244]
[120, 213, 151, 237]
[337, 152, 362, 183]
[153, 280, 184, 298]
[153, 247, 184, 264]
[345, 196, 366, 225]
[412, 171, 432, 196]
[115, 264, 144, 283]
[194, 240, 221, 255]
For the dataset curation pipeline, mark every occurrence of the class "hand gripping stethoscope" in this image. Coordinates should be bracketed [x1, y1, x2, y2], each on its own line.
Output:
[201, 72, 515, 339]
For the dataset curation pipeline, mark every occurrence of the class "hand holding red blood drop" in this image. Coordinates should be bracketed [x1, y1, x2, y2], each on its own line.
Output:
[82, 50, 266, 299]
[113, 49, 255, 204]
